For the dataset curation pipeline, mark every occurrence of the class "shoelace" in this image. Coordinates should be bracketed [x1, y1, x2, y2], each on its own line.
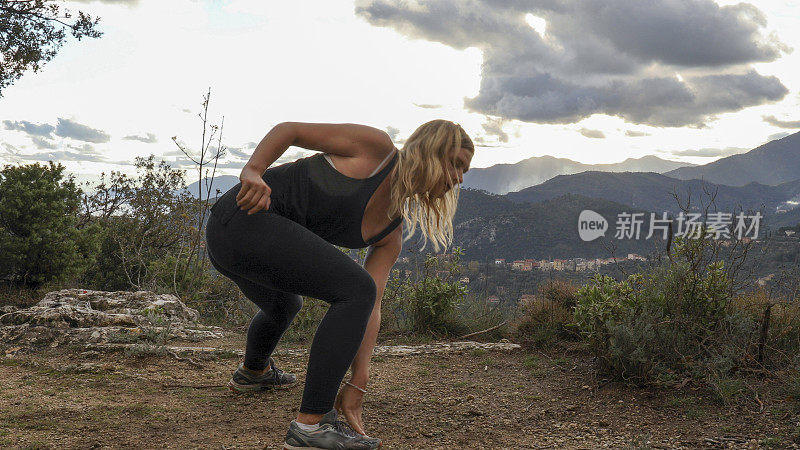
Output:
[333, 419, 362, 439]
[266, 358, 287, 382]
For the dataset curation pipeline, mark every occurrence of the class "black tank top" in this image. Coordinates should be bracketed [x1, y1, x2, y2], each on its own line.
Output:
[218, 149, 402, 249]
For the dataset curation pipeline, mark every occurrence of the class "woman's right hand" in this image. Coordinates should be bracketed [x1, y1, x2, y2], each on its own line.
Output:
[237, 165, 272, 215]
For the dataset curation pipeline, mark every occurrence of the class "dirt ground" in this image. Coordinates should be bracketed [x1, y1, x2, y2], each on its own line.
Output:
[0, 331, 798, 449]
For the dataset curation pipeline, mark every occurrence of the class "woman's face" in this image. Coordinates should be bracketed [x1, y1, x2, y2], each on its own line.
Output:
[433, 147, 472, 198]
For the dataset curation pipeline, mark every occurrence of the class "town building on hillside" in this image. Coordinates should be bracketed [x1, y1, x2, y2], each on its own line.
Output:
[511, 260, 534, 271]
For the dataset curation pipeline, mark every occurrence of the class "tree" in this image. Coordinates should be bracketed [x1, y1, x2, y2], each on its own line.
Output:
[0, 0, 102, 97]
[0, 161, 100, 287]
[79, 155, 197, 292]
[170, 87, 227, 279]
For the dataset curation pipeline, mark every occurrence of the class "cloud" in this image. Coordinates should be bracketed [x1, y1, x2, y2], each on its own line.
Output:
[625, 130, 650, 137]
[3, 120, 55, 138]
[579, 128, 605, 139]
[472, 136, 505, 148]
[227, 147, 251, 159]
[355, 0, 791, 127]
[481, 117, 509, 142]
[671, 146, 748, 157]
[386, 125, 401, 142]
[18, 149, 107, 163]
[31, 136, 57, 150]
[762, 115, 800, 129]
[123, 133, 158, 143]
[69, 0, 140, 5]
[55, 118, 110, 143]
[767, 132, 790, 141]
[1, 142, 20, 156]
[412, 103, 442, 109]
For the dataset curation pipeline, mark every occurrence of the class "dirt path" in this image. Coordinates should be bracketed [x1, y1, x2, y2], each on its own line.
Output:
[0, 332, 797, 449]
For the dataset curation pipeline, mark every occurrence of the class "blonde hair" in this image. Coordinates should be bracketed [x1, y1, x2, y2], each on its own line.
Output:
[385, 119, 474, 253]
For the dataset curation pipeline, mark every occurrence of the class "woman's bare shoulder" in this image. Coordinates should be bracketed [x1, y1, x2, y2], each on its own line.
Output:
[287, 122, 393, 159]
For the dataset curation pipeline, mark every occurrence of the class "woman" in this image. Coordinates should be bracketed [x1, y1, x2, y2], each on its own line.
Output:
[204, 119, 473, 449]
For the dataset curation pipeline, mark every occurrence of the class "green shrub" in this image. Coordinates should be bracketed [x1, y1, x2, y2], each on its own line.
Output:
[383, 247, 469, 336]
[573, 235, 763, 386]
[0, 161, 100, 287]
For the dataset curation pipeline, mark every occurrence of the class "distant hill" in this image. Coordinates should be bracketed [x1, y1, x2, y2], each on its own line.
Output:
[183, 154, 693, 199]
[665, 131, 800, 186]
[770, 207, 800, 229]
[462, 155, 694, 195]
[504, 171, 800, 216]
[444, 191, 661, 261]
[180, 175, 239, 199]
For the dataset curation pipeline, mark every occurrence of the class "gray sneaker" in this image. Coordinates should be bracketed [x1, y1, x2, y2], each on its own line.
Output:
[228, 357, 297, 393]
[283, 408, 381, 449]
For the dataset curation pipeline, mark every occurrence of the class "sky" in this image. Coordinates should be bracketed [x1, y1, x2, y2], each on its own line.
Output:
[1, 0, 799, 190]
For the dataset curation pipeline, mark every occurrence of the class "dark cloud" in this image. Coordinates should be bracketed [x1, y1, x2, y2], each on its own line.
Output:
[579, 128, 605, 139]
[412, 103, 442, 109]
[481, 117, 508, 142]
[55, 118, 110, 143]
[671, 146, 748, 157]
[545, 1, 791, 67]
[625, 130, 650, 137]
[386, 126, 400, 142]
[123, 133, 158, 143]
[762, 115, 800, 129]
[3, 120, 55, 137]
[355, 0, 790, 127]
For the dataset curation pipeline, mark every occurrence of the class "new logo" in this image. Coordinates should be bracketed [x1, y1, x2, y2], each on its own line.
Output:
[578, 210, 608, 241]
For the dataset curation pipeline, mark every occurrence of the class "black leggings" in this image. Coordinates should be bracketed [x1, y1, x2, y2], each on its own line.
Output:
[204, 195, 377, 414]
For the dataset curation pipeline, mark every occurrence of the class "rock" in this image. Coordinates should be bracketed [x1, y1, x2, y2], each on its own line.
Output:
[371, 340, 521, 356]
[0, 288, 223, 350]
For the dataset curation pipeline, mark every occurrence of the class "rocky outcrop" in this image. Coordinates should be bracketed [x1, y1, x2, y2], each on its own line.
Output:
[0, 289, 223, 348]
[151, 340, 522, 359]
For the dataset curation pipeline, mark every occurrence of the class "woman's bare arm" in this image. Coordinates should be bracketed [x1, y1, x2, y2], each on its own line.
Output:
[239, 121, 394, 214]
[244, 122, 296, 174]
[289, 122, 393, 159]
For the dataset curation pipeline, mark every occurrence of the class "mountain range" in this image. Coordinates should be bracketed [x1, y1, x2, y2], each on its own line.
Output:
[444, 190, 662, 261]
[181, 175, 239, 200]
[182, 155, 692, 200]
[461, 155, 694, 195]
[505, 171, 800, 216]
[665, 132, 800, 186]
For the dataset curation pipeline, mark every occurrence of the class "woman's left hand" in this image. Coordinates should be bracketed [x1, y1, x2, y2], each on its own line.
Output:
[334, 383, 367, 436]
